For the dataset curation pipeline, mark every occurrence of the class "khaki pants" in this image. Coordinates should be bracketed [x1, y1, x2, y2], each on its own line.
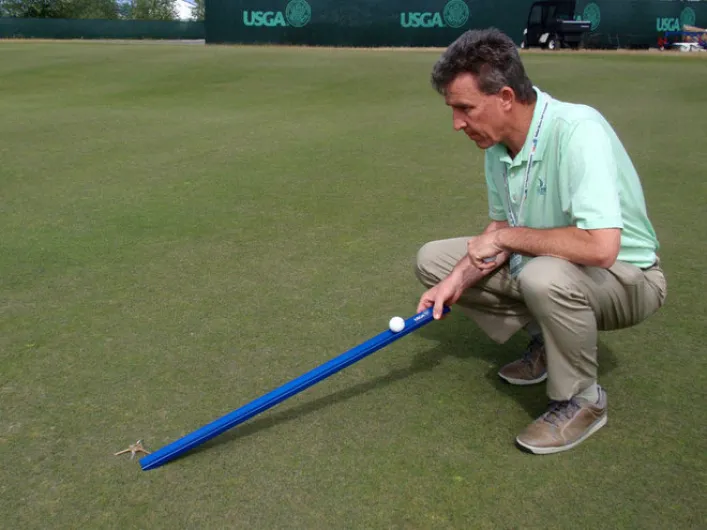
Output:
[415, 237, 667, 401]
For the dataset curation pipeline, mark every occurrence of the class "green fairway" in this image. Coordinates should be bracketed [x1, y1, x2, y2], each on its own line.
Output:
[1, 41, 705, 529]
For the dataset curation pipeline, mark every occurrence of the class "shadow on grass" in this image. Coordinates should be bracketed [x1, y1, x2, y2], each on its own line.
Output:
[414, 312, 620, 419]
[186, 337, 456, 459]
[485, 340, 620, 418]
[171, 312, 619, 465]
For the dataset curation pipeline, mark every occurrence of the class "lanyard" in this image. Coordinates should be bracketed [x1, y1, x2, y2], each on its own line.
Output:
[502, 101, 549, 227]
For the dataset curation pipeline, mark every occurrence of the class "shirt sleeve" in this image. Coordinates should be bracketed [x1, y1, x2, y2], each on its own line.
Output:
[562, 119, 623, 230]
[484, 151, 507, 221]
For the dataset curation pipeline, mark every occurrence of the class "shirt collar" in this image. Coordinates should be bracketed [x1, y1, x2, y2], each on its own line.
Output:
[495, 87, 550, 166]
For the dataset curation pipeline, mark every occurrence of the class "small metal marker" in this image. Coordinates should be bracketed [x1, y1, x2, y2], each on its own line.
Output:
[114, 439, 151, 460]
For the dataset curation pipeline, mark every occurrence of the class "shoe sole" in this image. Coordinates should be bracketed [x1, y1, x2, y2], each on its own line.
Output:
[498, 371, 548, 386]
[515, 414, 608, 455]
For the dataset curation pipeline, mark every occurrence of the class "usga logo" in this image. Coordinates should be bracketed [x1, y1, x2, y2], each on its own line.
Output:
[243, 0, 311, 27]
[400, 0, 470, 29]
[656, 7, 696, 32]
[581, 2, 600, 31]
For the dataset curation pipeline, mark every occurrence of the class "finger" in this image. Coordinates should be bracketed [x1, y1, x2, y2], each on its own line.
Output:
[471, 256, 485, 270]
[417, 295, 433, 314]
[433, 297, 446, 320]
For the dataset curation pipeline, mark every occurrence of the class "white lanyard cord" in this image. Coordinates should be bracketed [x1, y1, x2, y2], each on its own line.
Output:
[503, 101, 549, 227]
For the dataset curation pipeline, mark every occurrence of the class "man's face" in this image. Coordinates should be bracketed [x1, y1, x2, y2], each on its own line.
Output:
[444, 73, 510, 150]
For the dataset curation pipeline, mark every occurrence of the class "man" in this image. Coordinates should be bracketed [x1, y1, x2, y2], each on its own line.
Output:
[415, 28, 667, 454]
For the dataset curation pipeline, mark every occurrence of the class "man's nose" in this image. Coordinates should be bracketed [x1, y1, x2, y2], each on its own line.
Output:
[452, 109, 467, 131]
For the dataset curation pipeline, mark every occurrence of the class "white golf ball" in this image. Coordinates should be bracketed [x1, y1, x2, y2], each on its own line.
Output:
[389, 316, 405, 333]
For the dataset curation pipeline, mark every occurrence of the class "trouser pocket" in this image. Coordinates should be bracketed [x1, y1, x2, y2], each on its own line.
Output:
[607, 260, 665, 328]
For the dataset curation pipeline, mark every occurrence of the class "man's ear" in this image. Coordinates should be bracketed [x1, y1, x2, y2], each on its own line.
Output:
[498, 86, 515, 112]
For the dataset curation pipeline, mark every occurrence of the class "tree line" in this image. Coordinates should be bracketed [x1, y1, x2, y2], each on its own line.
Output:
[0, 0, 205, 20]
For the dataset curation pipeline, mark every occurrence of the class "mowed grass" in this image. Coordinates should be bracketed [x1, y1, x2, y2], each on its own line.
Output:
[1, 41, 705, 529]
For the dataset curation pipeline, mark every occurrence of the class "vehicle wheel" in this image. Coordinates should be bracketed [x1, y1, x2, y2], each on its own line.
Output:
[520, 39, 527, 49]
[547, 38, 558, 50]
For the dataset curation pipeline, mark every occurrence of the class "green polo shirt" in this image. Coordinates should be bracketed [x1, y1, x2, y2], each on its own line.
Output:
[484, 87, 659, 269]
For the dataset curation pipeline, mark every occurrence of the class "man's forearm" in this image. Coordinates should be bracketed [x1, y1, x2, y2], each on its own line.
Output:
[448, 254, 480, 288]
[494, 226, 619, 268]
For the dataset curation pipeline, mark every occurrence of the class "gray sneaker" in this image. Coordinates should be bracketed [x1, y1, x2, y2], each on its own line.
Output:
[498, 336, 547, 385]
[516, 386, 608, 454]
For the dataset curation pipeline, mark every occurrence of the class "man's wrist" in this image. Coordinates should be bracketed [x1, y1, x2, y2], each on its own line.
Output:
[494, 227, 511, 252]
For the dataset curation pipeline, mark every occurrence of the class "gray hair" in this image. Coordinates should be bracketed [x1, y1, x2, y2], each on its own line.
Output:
[431, 28, 536, 104]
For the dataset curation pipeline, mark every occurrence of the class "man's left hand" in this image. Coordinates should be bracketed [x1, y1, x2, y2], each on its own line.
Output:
[467, 232, 506, 270]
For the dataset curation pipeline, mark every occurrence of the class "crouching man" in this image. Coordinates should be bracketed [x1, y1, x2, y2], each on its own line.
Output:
[415, 28, 667, 454]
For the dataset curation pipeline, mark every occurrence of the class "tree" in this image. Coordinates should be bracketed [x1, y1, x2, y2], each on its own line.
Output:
[130, 0, 176, 21]
[117, 0, 132, 19]
[65, 0, 119, 19]
[0, 0, 65, 18]
[191, 0, 204, 21]
[0, 0, 118, 18]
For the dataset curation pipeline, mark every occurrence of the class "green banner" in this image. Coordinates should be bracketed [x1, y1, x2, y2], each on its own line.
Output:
[4, 1, 702, 48]
[574, 1, 704, 48]
[206, 0, 529, 47]
[206, 0, 707, 48]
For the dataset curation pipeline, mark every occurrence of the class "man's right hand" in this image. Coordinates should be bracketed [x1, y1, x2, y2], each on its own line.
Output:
[416, 274, 467, 320]
[416, 249, 509, 320]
